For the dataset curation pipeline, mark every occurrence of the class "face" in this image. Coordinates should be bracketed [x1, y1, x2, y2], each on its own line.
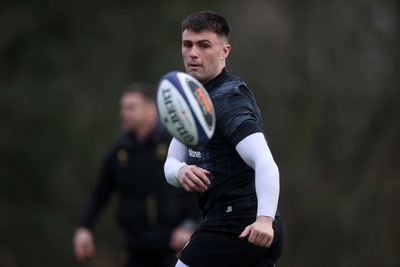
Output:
[119, 92, 149, 132]
[182, 29, 231, 84]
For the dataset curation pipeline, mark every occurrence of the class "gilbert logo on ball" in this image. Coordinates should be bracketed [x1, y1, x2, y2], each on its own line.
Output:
[156, 71, 216, 146]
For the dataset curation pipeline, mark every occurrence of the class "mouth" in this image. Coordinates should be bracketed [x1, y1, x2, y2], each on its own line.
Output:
[187, 63, 201, 70]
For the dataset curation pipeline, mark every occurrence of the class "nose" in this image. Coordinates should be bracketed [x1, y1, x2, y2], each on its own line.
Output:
[188, 46, 199, 58]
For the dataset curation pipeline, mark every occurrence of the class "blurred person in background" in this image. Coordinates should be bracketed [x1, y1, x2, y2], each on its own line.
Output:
[73, 82, 200, 267]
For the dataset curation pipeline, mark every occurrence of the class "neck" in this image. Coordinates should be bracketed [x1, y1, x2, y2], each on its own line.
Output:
[136, 112, 157, 141]
[198, 63, 226, 84]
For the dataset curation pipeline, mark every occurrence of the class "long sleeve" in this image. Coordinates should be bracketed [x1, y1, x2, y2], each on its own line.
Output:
[164, 137, 188, 187]
[235, 132, 280, 218]
[79, 154, 116, 229]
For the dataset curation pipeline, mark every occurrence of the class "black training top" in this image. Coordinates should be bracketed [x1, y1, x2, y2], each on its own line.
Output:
[79, 122, 200, 251]
[185, 68, 265, 230]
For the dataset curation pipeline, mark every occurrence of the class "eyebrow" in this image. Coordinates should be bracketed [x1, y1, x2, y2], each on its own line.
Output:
[182, 39, 212, 44]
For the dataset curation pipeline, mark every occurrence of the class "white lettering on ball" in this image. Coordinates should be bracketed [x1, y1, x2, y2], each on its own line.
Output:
[162, 86, 195, 144]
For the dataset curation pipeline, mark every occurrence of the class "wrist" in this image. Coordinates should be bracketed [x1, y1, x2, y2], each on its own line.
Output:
[76, 227, 91, 234]
[176, 162, 187, 184]
[256, 215, 274, 225]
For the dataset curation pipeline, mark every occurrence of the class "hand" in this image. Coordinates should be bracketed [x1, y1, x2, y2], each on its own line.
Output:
[239, 216, 274, 248]
[178, 165, 210, 192]
[73, 227, 95, 261]
[169, 226, 193, 251]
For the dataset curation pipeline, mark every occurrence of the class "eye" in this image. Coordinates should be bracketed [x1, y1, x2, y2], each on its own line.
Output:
[183, 42, 192, 48]
[198, 42, 211, 49]
[200, 43, 210, 49]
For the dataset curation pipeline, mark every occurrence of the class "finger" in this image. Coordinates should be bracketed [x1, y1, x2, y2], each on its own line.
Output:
[76, 246, 90, 261]
[263, 231, 274, 248]
[257, 234, 273, 248]
[83, 241, 95, 256]
[191, 177, 208, 191]
[266, 236, 273, 248]
[180, 167, 210, 191]
[182, 176, 206, 192]
[192, 168, 211, 186]
[181, 179, 197, 192]
[75, 246, 84, 261]
[239, 226, 251, 239]
[198, 167, 211, 176]
[248, 231, 258, 245]
[251, 230, 264, 247]
[187, 172, 209, 191]
[258, 236, 268, 248]
[86, 243, 95, 256]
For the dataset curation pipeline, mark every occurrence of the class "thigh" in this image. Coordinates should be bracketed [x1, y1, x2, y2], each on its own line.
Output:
[180, 227, 268, 267]
[126, 249, 177, 267]
[158, 249, 179, 267]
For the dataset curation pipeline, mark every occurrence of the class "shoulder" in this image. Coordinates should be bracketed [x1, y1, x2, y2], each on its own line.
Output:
[98, 132, 129, 164]
[211, 79, 256, 114]
[106, 132, 131, 154]
[210, 74, 256, 107]
[211, 75, 245, 98]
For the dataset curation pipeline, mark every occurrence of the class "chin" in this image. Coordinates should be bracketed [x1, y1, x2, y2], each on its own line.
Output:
[188, 72, 203, 83]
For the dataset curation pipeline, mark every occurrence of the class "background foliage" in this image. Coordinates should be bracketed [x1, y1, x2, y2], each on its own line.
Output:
[1, 0, 399, 266]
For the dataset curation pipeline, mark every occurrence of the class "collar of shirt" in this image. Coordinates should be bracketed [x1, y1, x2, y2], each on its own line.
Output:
[204, 68, 230, 93]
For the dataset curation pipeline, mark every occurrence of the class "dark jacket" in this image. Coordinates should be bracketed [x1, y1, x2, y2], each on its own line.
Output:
[79, 122, 200, 251]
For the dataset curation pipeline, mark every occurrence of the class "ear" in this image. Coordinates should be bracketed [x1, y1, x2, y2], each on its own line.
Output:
[221, 43, 231, 60]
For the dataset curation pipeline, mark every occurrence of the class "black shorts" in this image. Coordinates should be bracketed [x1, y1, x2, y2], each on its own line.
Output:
[180, 215, 284, 267]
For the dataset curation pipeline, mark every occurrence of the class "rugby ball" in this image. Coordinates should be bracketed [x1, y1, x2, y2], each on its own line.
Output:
[156, 71, 215, 146]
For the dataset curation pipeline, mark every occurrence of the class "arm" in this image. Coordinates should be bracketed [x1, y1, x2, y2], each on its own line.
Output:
[79, 157, 116, 229]
[164, 138, 210, 192]
[164, 138, 188, 187]
[236, 132, 280, 247]
[165, 138, 203, 249]
[73, 155, 115, 261]
[236, 132, 280, 218]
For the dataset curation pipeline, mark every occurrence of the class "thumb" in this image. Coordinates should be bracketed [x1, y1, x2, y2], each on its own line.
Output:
[239, 225, 251, 239]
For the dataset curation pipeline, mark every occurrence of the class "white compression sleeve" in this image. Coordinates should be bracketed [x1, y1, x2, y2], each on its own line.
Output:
[235, 132, 280, 218]
[164, 137, 187, 188]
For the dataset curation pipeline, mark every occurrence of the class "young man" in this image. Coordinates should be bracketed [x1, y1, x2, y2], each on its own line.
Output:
[164, 11, 284, 267]
[73, 83, 200, 267]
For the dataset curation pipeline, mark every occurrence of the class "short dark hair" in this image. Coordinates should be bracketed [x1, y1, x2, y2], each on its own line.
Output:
[182, 10, 231, 40]
[121, 82, 155, 103]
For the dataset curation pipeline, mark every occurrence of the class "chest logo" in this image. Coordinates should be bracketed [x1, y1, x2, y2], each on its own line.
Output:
[117, 149, 128, 166]
[156, 143, 168, 160]
[188, 148, 201, 158]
